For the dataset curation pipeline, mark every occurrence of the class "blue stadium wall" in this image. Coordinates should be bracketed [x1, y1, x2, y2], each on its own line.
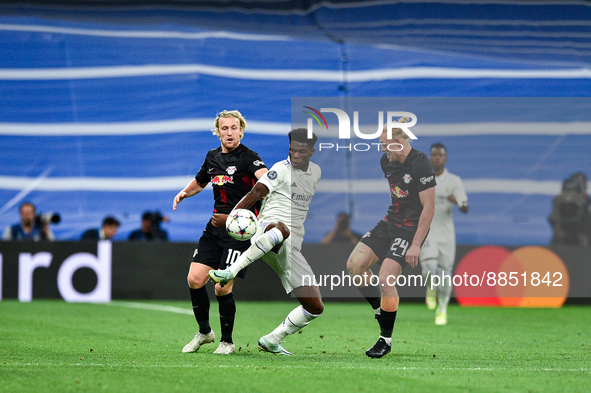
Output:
[1, 1, 591, 245]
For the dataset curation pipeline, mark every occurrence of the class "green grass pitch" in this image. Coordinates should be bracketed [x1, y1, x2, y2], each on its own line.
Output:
[1, 300, 589, 392]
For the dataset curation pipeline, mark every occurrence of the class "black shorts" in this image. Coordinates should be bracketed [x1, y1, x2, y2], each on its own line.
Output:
[191, 222, 250, 279]
[360, 220, 421, 264]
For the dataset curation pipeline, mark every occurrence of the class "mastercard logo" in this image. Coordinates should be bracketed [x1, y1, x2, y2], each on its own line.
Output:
[453, 246, 570, 308]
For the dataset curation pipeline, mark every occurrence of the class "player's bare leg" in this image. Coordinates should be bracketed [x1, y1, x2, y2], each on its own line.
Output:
[366, 258, 402, 358]
[347, 243, 382, 321]
[183, 263, 216, 353]
[258, 286, 323, 356]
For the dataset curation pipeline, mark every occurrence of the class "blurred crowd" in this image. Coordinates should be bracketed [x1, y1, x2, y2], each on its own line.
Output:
[2, 202, 168, 242]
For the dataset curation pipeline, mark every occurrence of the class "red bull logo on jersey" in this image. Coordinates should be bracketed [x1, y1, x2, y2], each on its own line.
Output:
[391, 185, 409, 198]
[211, 175, 234, 186]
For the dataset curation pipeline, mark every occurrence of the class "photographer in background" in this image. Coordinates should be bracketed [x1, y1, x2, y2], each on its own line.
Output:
[320, 212, 362, 245]
[2, 201, 56, 241]
[549, 172, 589, 246]
[81, 216, 120, 241]
[128, 211, 169, 242]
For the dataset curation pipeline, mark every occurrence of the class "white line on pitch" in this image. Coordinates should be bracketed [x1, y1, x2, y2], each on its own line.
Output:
[107, 301, 193, 315]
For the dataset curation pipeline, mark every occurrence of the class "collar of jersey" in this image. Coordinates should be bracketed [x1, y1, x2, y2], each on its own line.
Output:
[437, 168, 449, 180]
[220, 144, 242, 155]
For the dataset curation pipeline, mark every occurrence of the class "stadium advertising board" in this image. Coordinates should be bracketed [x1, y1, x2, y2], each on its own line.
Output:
[0, 242, 589, 304]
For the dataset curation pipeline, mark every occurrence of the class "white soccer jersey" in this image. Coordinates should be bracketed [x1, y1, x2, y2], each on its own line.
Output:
[429, 168, 468, 242]
[257, 157, 321, 239]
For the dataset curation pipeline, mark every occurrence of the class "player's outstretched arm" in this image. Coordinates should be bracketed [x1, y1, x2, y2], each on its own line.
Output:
[173, 179, 206, 211]
[447, 194, 469, 214]
[450, 177, 469, 214]
[235, 182, 270, 211]
[406, 187, 435, 268]
[210, 182, 270, 227]
[211, 166, 268, 226]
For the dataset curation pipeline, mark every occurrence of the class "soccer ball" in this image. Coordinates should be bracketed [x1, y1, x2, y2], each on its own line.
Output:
[226, 209, 258, 241]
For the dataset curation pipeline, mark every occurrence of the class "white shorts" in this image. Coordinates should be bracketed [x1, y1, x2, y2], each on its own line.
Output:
[252, 220, 315, 294]
[419, 235, 456, 271]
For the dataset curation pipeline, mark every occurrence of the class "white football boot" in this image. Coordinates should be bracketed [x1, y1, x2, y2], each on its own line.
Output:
[213, 342, 235, 354]
[181, 331, 215, 353]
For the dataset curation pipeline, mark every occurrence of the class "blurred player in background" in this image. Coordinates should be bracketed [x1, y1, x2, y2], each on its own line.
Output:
[173, 110, 267, 355]
[420, 143, 468, 325]
[209, 129, 323, 356]
[346, 118, 435, 358]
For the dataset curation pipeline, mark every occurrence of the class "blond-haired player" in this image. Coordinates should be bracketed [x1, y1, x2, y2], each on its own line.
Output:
[173, 110, 267, 354]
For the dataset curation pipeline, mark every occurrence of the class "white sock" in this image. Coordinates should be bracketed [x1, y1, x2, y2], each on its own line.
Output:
[379, 335, 392, 346]
[266, 306, 320, 344]
[436, 268, 452, 314]
[229, 227, 284, 276]
[421, 259, 438, 297]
